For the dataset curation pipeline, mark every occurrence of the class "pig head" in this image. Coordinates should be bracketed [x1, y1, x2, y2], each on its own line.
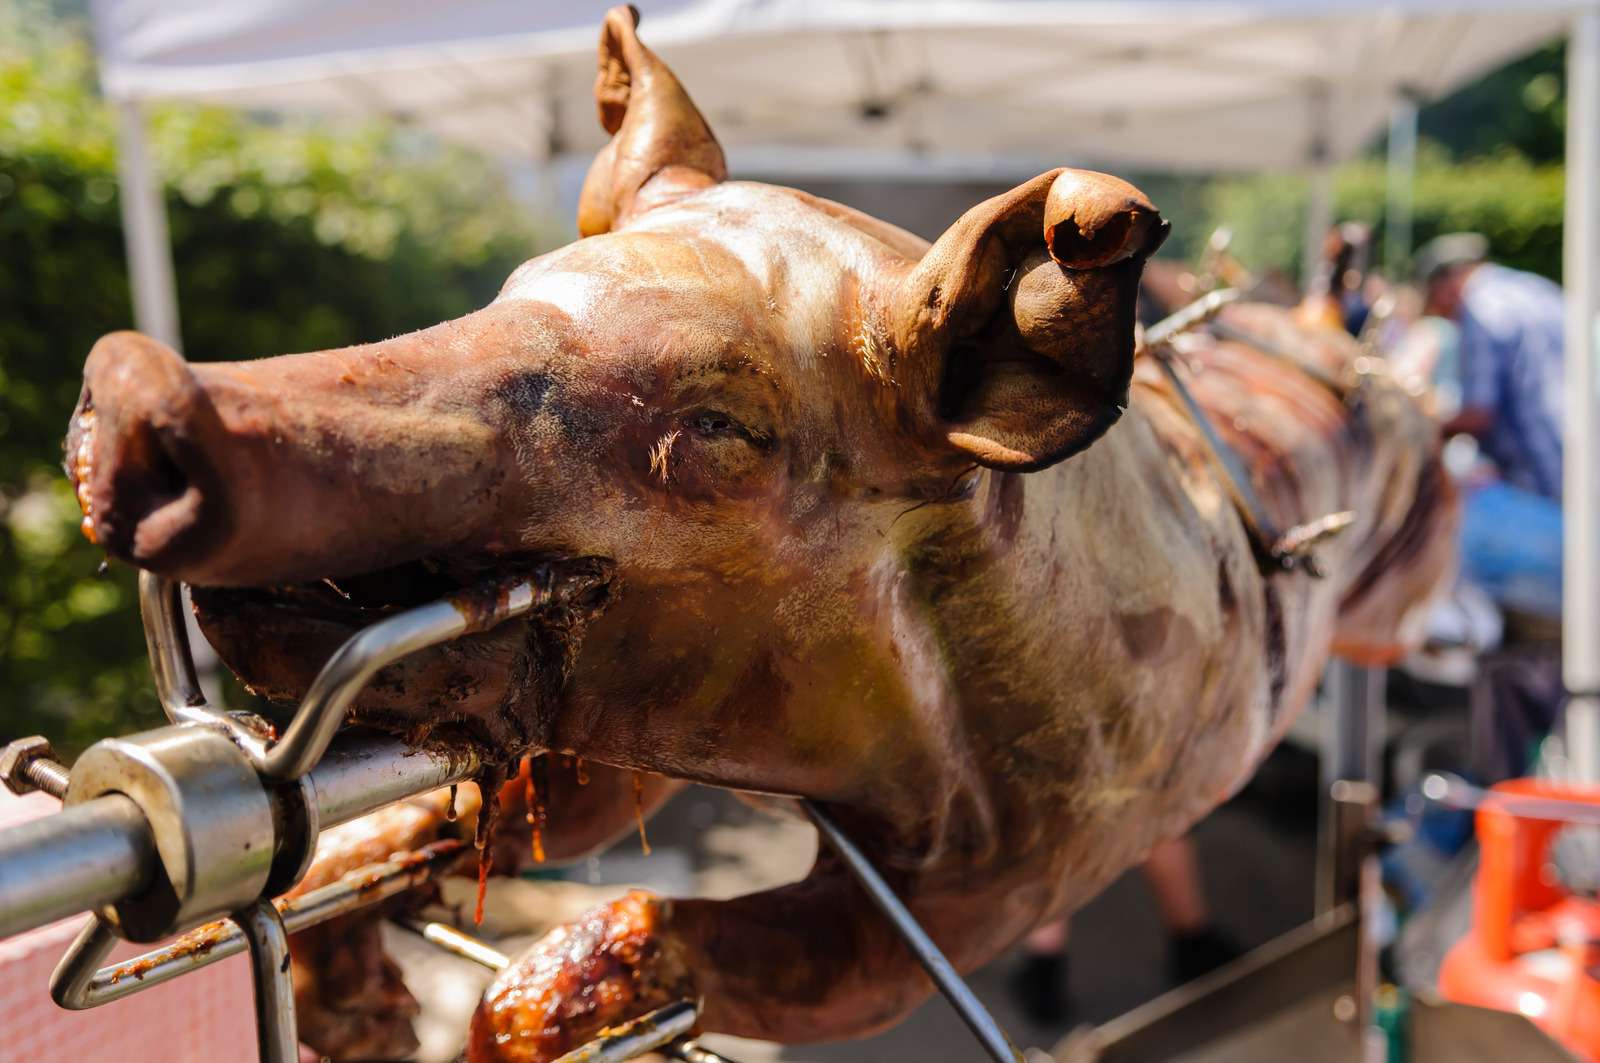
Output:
[66, 5, 1166, 784]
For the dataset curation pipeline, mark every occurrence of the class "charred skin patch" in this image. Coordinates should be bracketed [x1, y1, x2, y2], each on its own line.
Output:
[1116, 607, 1173, 660]
[496, 371, 554, 417]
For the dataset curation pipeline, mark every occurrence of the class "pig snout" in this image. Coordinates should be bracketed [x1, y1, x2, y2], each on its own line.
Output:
[69, 313, 521, 588]
[70, 332, 227, 575]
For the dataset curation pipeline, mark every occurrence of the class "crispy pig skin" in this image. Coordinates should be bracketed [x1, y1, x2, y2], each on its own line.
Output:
[466, 891, 695, 1063]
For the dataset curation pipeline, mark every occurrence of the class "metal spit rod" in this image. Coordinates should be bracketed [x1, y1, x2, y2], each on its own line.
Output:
[0, 732, 477, 941]
[803, 802, 1024, 1063]
[0, 793, 155, 940]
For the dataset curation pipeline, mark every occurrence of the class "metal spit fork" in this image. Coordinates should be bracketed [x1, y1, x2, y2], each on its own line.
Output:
[0, 569, 1023, 1063]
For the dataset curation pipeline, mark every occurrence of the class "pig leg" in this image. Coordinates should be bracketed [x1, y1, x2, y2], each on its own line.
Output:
[467, 859, 933, 1061]
[291, 764, 683, 1061]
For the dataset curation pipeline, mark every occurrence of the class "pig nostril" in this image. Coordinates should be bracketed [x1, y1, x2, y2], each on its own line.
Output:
[108, 421, 195, 545]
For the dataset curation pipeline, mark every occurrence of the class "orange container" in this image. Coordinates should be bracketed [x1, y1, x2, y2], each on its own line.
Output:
[1439, 777, 1600, 1061]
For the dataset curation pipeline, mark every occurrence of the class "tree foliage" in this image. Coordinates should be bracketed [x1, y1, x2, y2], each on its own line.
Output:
[1155, 38, 1569, 284]
[1, 2, 553, 753]
[1201, 149, 1565, 286]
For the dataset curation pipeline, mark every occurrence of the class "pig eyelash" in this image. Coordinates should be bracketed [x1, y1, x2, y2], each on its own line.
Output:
[685, 410, 774, 451]
[648, 430, 681, 484]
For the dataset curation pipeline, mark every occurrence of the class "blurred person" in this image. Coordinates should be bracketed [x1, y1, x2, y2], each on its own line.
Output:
[1418, 232, 1566, 784]
[1008, 834, 1238, 1024]
[1297, 222, 1375, 335]
[1420, 232, 1565, 503]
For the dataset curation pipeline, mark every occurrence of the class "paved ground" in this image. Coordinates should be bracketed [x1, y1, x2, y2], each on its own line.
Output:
[394, 746, 1320, 1062]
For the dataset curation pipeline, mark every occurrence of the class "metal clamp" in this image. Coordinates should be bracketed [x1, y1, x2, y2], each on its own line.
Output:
[65, 725, 274, 941]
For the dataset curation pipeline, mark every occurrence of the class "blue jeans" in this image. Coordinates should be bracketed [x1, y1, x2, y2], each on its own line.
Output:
[1460, 480, 1563, 619]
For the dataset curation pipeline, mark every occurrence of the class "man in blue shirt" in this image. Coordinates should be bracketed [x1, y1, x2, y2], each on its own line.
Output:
[1420, 232, 1566, 501]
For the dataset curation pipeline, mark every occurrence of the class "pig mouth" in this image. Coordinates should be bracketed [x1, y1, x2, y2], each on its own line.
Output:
[190, 554, 617, 757]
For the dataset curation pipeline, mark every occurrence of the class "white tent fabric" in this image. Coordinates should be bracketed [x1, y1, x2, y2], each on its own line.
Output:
[92, 0, 1582, 172]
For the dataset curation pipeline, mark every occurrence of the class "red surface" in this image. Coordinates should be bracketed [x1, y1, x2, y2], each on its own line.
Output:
[0, 790, 257, 1062]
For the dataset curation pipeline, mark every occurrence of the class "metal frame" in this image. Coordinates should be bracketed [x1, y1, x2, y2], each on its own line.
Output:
[0, 571, 1022, 1063]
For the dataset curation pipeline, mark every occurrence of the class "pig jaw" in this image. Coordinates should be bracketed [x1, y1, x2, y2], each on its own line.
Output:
[190, 555, 617, 759]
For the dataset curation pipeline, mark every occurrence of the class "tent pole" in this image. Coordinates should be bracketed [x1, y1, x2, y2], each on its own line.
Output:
[1566, 8, 1600, 784]
[113, 101, 181, 351]
[113, 100, 223, 700]
[1301, 85, 1334, 288]
[1302, 164, 1334, 288]
[1383, 90, 1419, 281]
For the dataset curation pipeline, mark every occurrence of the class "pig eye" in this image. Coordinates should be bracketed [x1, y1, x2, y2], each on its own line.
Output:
[690, 411, 740, 437]
[684, 410, 773, 456]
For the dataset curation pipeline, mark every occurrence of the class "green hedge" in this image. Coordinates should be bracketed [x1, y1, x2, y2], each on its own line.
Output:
[1, 4, 554, 753]
[1194, 148, 1565, 285]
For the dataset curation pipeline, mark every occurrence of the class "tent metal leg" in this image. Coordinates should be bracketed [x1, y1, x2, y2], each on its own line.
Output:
[1383, 91, 1419, 280]
[1565, 8, 1600, 785]
[1316, 662, 1385, 916]
[112, 100, 181, 350]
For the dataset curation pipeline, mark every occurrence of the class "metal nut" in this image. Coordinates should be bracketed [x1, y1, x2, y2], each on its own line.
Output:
[1, 736, 61, 797]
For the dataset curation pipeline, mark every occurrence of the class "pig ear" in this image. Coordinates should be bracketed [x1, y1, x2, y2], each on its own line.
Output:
[893, 169, 1168, 472]
[577, 5, 727, 237]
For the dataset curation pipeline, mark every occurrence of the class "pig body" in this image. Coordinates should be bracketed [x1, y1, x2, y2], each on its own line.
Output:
[65, 8, 1455, 1058]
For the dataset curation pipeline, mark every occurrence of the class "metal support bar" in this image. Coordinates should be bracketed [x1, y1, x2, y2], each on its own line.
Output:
[1315, 662, 1385, 916]
[53, 841, 463, 1008]
[1302, 168, 1334, 289]
[551, 1000, 700, 1063]
[236, 899, 297, 1063]
[112, 100, 180, 350]
[802, 801, 1022, 1063]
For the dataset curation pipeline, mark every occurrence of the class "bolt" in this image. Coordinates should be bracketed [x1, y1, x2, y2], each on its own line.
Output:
[1, 736, 69, 798]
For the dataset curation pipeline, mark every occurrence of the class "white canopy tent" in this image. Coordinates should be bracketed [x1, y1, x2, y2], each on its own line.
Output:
[92, 0, 1577, 171]
[89, 0, 1600, 779]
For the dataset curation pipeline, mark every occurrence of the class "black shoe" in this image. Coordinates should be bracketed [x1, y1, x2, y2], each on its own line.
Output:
[1009, 951, 1072, 1026]
[1168, 925, 1242, 984]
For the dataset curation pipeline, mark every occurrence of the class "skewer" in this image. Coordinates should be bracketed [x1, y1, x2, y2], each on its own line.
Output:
[551, 1000, 700, 1063]
[394, 916, 510, 971]
[803, 801, 1024, 1063]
